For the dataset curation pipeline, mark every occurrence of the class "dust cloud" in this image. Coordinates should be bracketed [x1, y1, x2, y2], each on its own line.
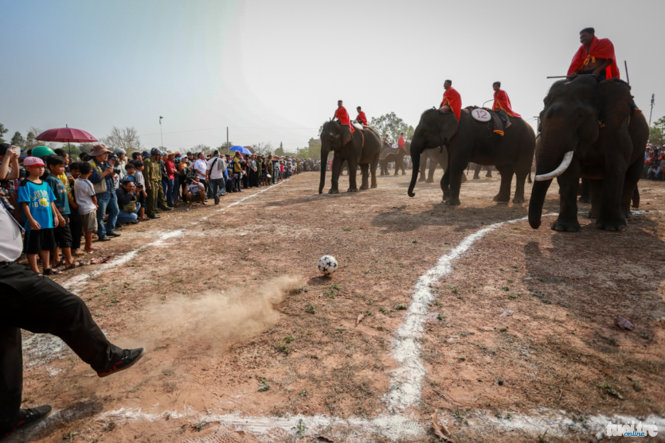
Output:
[137, 275, 302, 352]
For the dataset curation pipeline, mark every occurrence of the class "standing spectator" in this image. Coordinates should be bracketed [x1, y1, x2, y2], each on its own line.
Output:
[114, 148, 128, 182]
[248, 155, 258, 187]
[143, 148, 163, 219]
[193, 152, 208, 195]
[165, 153, 177, 207]
[44, 155, 78, 270]
[206, 150, 226, 205]
[17, 157, 61, 274]
[232, 152, 243, 192]
[74, 162, 98, 253]
[88, 144, 120, 241]
[66, 162, 83, 256]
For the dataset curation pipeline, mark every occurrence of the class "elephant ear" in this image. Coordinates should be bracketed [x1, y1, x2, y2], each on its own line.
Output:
[438, 113, 459, 145]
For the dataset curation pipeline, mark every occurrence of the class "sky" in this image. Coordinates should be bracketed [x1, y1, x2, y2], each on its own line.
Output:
[1, 0, 664, 152]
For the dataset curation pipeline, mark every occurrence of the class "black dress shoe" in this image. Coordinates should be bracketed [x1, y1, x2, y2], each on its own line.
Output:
[97, 348, 144, 377]
[1, 405, 52, 437]
[97, 235, 111, 242]
[107, 232, 121, 237]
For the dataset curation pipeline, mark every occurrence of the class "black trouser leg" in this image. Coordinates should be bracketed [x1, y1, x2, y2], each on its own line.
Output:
[0, 264, 124, 422]
[0, 326, 22, 426]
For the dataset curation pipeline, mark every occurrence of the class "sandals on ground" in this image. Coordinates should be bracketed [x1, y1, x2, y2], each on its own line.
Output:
[43, 268, 61, 275]
[63, 261, 84, 270]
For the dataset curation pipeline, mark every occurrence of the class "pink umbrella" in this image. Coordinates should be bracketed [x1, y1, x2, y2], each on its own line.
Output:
[36, 126, 97, 143]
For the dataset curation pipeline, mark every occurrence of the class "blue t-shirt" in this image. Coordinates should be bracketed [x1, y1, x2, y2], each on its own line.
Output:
[17, 179, 56, 231]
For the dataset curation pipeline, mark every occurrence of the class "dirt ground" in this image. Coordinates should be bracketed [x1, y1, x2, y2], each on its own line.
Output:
[14, 168, 665, 442]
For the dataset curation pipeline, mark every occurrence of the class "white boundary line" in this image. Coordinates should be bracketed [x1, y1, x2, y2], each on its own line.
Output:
[39, 207, 665, 440]
[62, 181, 283, 292]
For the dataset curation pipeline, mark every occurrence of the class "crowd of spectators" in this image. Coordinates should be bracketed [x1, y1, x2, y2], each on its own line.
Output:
[0, 142, 314, 275]
[645, 143, 665, 180]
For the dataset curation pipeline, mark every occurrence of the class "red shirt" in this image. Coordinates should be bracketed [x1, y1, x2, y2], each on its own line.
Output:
[398, 135, 406, 149]
[335, 106, 351, 126]
[492, 90, 520, 118]
[440, 87, 462, 121]
[356, 111, 368, 126]
[567, 36, 620, 79]
[165, 159, 176, 180]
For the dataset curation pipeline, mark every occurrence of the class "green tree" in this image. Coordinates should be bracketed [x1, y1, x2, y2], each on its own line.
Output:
[369, 112, 414, 144]
[0, 123, 7, 143]
[650, 116, 665, 145]
[25, 131, 39, 149]
[10, 131, 25, 147]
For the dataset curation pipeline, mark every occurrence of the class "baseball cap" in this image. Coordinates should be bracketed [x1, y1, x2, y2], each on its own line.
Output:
[24, 156, 45, 167]
[32, 146, 55, 159]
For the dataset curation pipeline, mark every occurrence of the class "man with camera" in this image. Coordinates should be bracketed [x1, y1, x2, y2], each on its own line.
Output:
[88, 145, 120, 241]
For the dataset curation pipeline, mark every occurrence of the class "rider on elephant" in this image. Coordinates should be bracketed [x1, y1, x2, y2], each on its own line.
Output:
[398, 133, 407, 153]
[567, 27, 620, 81]
[356, 106, 368, 126]
[439, 79, 462, 121]
[492, 81, 520, 133]
[333, 100, 354, 145]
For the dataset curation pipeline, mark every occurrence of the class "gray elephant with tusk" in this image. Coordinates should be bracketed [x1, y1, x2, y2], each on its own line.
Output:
[528, 76, 648, 232]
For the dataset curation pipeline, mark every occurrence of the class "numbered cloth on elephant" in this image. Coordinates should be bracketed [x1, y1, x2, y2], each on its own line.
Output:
[466, 107, 509, 136]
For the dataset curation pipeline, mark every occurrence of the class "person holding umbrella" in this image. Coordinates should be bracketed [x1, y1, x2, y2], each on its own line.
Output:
[88, 144, 120, 241]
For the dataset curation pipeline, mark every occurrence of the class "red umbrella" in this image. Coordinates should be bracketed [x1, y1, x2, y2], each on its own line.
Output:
[36, 126, 97, 143]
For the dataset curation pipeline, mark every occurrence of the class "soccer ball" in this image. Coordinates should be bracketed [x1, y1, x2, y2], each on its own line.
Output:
[318, 255, 338, 275]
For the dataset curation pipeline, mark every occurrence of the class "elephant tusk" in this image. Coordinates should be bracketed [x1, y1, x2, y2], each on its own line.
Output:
[535, 151, 574, 181]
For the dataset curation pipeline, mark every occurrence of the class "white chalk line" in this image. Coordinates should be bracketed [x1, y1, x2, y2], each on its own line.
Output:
[38, 207, 665, 439]
[62, 180, 284, 292]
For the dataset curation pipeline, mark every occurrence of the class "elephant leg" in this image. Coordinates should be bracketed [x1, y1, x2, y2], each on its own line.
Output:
[473, 163, 480, 179]
[493, 167, 512, 203]
[446, 166, 465, 206]
[347, 159, 359, 192]
[513, 169, 528, 204]
[371, 158, 378, 188]
[440, 169, 451, 201]
[579, 178, 590, 203]
[360, 164, 369, 190]
[551, 164, 581, 232]
[485, 166, 492, 178]
[419, 158, 427, 182]
[596, 162, 628, 231]
[426, 161, 435, 183]
[329, 155, 343, 194]
[621, 159, 642, 217]
[588, 179, 602, 219]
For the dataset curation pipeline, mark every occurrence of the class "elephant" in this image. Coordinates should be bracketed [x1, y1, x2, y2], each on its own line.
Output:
[319, 121, 381, 194]
[471, 163, 493, 179]
[419, 148, 447, 183]
[408, 107, 536, 205]
[528, 76, 648, 232]
[379, 142, 409, 176]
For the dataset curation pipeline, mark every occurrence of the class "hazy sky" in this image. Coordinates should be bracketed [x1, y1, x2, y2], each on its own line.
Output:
[1, 0, 664, 151]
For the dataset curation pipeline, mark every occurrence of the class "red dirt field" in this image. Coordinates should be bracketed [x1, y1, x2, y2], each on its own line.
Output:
[13, 170, 665, 442]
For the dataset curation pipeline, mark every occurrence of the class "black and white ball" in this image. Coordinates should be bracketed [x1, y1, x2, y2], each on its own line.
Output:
[318, 255, 338, 275]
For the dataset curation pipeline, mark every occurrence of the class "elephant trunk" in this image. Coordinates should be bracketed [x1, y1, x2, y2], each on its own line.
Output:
[319, 148, 329, 194]
[528, 179, 552, 228]
[407, 141, 422, 197]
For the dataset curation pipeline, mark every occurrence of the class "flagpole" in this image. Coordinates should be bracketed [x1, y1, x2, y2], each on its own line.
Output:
[649, 94, 655, 127]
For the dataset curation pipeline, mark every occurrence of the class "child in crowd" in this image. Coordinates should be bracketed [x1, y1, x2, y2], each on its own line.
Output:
[44, 155, 79, 269]
[17, 156, 62, 274]
[74, 162, 98, 253]
[67, 162, 84, 256]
